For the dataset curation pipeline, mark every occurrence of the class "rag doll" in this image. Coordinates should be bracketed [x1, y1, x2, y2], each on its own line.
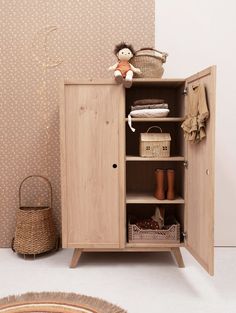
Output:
[108, 42, 141, 88]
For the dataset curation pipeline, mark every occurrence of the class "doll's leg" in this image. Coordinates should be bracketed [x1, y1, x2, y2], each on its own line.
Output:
[124, 70, 133, 88]
[114, 70, 123, 84]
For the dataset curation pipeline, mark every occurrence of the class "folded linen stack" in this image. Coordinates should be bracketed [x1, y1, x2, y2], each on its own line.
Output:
[130, 98, 169, 117]
[128, 98, 169, 132]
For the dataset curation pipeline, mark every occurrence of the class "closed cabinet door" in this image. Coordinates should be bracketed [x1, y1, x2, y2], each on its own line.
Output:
[185, 66, 216, 275]
[61, 81, 125, 248]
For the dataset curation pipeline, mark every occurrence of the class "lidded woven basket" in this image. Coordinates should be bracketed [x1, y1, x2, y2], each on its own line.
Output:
[12, 175, 57, 255]
[131, 47, 168, 78]
[140, 126, 171, 158]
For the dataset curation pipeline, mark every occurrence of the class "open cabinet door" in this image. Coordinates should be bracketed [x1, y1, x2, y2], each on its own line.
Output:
[185, 66, 216, 275]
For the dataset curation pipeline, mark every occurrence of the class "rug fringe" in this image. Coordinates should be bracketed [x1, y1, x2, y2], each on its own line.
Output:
[0, 292, 127, 313]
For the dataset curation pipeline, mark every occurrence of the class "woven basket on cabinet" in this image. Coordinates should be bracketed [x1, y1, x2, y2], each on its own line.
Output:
[12, 175, 57, 255]
[130, 47, 168, 78]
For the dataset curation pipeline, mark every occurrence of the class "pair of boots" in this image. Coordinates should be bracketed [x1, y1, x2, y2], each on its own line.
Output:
[154, 169, 175, 200]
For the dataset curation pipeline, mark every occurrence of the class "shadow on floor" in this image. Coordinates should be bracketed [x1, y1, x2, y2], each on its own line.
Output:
[76, 251, 179, 268]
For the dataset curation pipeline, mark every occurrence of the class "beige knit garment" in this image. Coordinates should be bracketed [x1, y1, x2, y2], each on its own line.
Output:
[181, 82, 209, 143]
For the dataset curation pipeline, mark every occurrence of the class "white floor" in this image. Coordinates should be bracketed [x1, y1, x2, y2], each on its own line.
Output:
[0, 248, 235, 313]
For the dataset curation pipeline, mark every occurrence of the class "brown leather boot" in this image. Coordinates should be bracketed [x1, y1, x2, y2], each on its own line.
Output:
[154, 169, 165, 200]
[167, 169, 175, 200]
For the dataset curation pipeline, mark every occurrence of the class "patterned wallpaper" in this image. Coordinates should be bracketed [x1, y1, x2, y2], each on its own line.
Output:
[0, 0, 155, 247]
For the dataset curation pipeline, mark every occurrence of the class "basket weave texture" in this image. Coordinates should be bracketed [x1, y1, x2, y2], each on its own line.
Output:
[131, 47, 168, 78]
[129, 222, 180, 243]
[140, 126, 171, 158]
[13, 175, 57, 255]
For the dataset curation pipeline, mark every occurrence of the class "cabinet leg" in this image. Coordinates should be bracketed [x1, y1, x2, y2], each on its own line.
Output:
[171, 247, 185, 268]
[70, 249, 82, 268]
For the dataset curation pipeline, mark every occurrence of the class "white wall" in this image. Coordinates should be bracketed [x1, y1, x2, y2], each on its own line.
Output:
[155, 0, 236, 246]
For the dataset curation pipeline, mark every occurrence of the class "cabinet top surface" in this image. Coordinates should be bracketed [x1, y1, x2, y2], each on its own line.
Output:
[64, 78, 186, 87]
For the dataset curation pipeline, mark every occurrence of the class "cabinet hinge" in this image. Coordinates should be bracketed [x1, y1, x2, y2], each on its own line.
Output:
[183, 161, 188, 168]
[183, 87, 188, 95]
[182, 232, 187, 239]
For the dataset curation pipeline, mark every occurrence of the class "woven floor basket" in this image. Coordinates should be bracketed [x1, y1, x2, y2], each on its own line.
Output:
[131, 47, 168, 78]
[12, 175, 57, 255]
[129, 221, 180, 243]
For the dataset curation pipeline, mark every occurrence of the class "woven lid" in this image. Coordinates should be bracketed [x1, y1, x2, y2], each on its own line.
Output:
[140, 126, 171, 142]
[140, 132, 171, 142]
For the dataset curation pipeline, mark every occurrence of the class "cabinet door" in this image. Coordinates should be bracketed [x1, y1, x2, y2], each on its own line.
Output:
[185, 66, 216, 275]
[61, 81, 125, 248]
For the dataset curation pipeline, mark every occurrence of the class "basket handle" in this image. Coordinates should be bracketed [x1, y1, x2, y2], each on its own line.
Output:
[136, 47, 168, 61]
[19, 175, 53, 208]
[147, 126, 163, 133]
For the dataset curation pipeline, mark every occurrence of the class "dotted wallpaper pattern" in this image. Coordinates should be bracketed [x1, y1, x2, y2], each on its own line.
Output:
[0, 0, 155, 247]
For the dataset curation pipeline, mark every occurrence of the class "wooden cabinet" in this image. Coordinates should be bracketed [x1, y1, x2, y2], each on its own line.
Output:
[60, 66, 216, 275]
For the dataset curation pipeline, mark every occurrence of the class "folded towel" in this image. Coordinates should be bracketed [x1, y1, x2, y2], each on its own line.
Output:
[131, 103, 168, 111]
[133, 98, 165, 105]
[128, 108, 170, 132]
[130, 108, 169, 118]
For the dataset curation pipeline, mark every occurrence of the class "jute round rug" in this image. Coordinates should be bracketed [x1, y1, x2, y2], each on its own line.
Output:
[0, 292, 126, 313]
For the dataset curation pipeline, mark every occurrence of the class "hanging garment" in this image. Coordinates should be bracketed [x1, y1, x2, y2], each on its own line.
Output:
[181, 82, 209, 143]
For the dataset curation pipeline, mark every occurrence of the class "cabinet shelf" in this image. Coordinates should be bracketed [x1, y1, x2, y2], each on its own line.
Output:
[131, 78, 186, 87]
[126, 155, 185, 161]
[125, 117, 185, 122]
[125, 242, 184, 249]
[126, 193, 185, 204]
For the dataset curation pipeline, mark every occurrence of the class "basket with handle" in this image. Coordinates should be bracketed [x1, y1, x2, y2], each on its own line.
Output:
[12, 175, 57, 255]
[140, 126, 171, 157]
[131, 47, 168, 78]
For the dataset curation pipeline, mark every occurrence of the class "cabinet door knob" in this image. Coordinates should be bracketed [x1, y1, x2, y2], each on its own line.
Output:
[112, 164, 117, 168]
[206, 169, 210, 175]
